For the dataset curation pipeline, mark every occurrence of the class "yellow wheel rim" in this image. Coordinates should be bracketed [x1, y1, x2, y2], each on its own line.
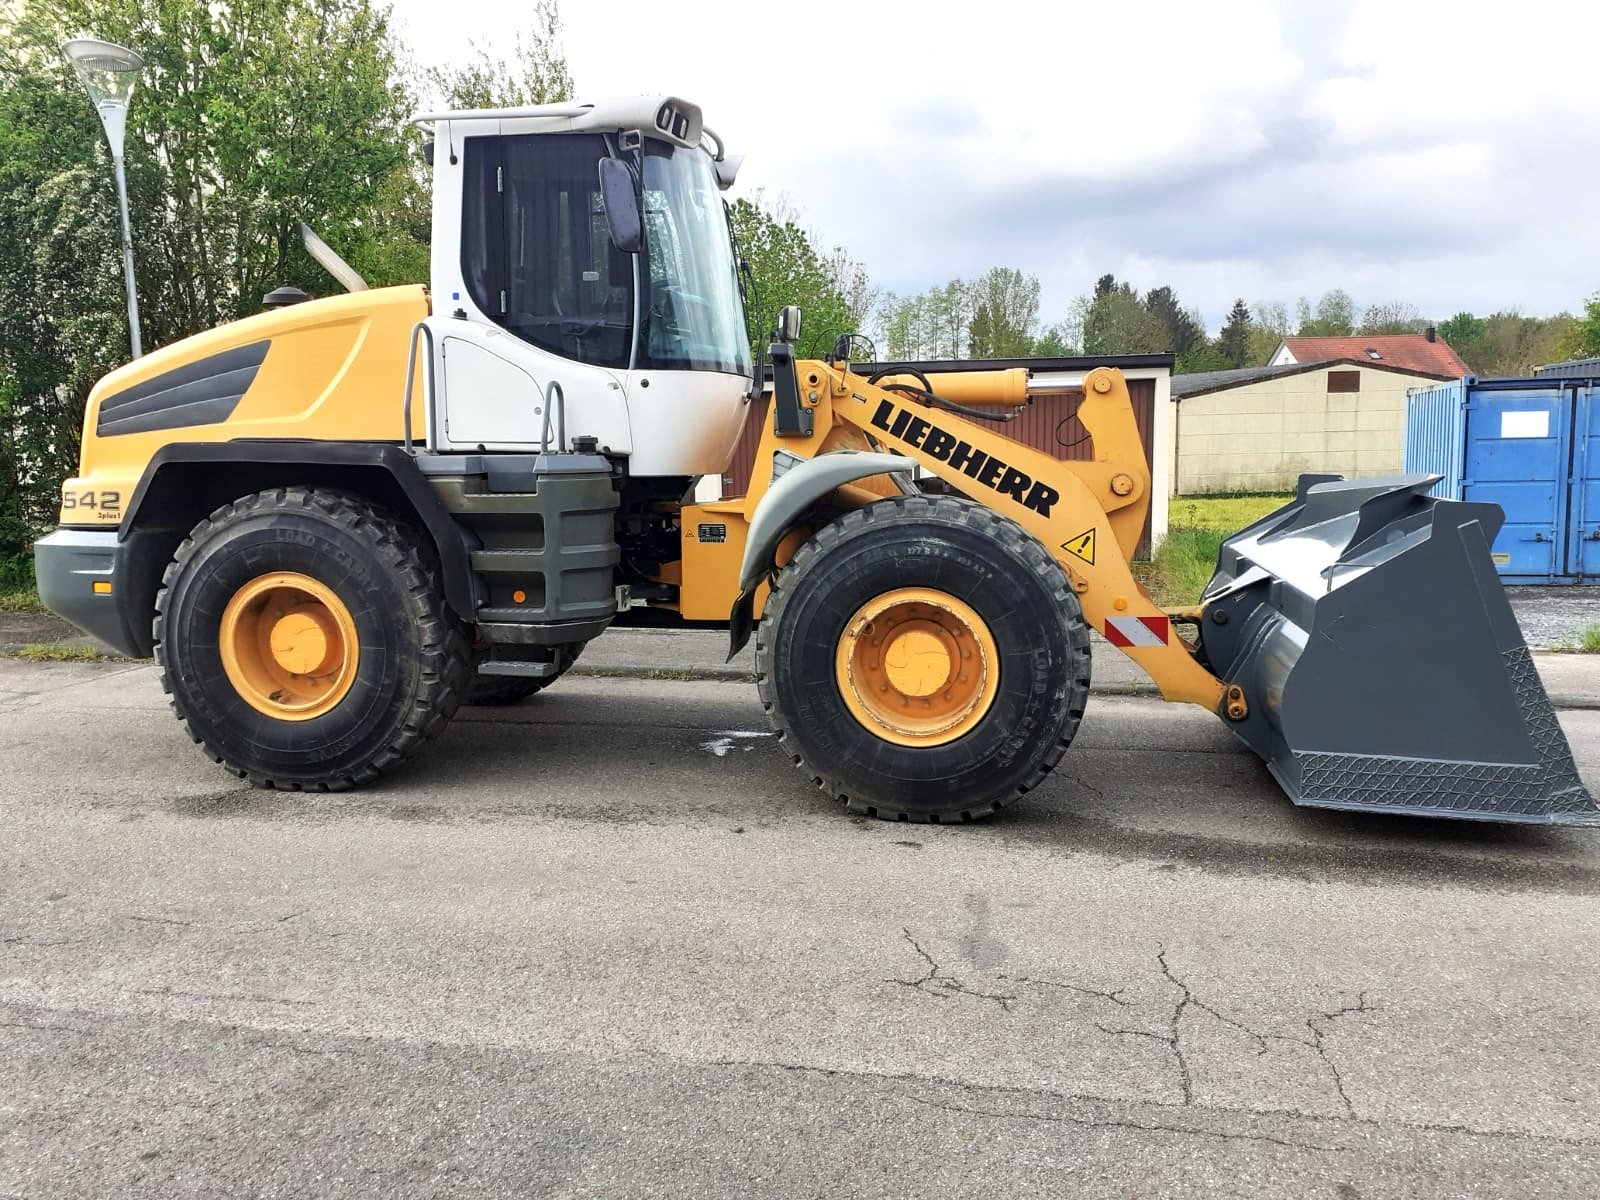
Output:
[835, 587, 1000, 748]
[218, 572, 359, 721]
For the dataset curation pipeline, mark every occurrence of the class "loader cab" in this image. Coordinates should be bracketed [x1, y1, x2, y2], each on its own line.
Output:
[420, 97, 753, 477]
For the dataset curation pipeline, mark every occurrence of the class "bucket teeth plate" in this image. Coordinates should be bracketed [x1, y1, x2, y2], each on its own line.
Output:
[1200, 473, 1597, 826]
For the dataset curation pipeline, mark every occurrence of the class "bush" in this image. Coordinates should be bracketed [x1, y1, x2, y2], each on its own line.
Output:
[1152, 527, 1225, 604]
[0, 551, 41, 612]
[1150, 493, 1293, 607]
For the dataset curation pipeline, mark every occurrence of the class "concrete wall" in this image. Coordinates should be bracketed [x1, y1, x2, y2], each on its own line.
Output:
[1172, 364, 1425, 495]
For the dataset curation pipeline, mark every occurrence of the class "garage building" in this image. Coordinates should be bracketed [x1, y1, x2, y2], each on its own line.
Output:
[1169, 357, 1456, 495]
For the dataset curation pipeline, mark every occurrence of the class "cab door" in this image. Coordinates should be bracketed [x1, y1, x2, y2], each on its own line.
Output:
[430, 129, 633, 455]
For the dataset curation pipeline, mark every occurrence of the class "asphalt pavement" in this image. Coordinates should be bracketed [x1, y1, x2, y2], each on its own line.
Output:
[2, 652, 1599, 1198]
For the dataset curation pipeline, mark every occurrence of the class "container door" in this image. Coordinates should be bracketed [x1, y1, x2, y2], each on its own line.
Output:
[1461, 384, 1570, 581]
[1404, 378, 1467, 498]
[1571, 385, 1600, 581]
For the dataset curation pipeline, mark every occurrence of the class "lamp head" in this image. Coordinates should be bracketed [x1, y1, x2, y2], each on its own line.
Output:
[62, 38, 143, 154]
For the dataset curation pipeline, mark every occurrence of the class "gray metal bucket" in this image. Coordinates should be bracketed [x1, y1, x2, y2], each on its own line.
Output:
[1198, 474, 1597, 825]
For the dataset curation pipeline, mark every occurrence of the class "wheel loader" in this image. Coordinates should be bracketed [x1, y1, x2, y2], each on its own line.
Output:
[34, 96, 1596, 826]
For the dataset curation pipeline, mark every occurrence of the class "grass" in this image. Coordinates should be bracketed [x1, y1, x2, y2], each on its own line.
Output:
[2, 642, 120, 662]
[0, 584, 45, 613]
[1579, 625, 1600, 654]
[0, 555, 42, 613]
[1150, 492, 1294, 608]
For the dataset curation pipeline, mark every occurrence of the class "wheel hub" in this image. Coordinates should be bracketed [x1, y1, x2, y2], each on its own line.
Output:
[219, 572, 359, 721]
[269, 605, 342, 676]
[882, 624, 953, 697]
[835, 587, 999, 747]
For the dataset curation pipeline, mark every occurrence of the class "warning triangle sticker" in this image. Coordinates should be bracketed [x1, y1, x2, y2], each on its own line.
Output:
[1061, 528, 1096, 565]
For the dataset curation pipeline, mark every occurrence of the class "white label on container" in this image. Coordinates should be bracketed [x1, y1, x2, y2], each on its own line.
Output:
[1501, 410, 1549, 438]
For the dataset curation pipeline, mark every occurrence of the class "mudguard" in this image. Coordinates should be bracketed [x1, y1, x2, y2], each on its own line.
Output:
[727, 451, 909, 658]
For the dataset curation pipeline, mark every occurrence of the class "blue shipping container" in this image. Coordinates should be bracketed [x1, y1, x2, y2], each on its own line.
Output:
[1405, 376, 1600, 584]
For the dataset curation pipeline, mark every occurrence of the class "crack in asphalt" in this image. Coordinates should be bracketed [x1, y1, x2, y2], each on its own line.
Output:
[894, 1091, 1344, 1153]
[1069, 774, 1108, 804]
[131, 986, 318, 1008]
[3, 996, 1594, 1155]
[1097, 946, 1378, 1117]
[1004, 974, 1132, 1008]
[1300, 992, 1378, 1119]
[0, 1019, 91, 1036]
[691, 1053, 1600, 1151]
[902, 935, 1379, 1118]
[887, 928, 1017, 1011]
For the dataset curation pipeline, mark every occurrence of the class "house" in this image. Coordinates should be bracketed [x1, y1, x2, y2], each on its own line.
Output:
[1268, 330, 1470, 377]
[1169, 357, 1456, 495]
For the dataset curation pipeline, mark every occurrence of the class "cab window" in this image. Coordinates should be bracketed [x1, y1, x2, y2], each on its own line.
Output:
[460, 133, 634, 369]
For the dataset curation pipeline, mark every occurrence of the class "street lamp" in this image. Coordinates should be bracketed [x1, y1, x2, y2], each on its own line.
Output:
[62, 38, 144, 358]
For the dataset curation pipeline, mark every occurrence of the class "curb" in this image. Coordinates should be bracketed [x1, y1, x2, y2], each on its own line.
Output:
[569, 663, 1167, 699]
[569, 663, 1600, 710]
[6, 649, 1597, 711]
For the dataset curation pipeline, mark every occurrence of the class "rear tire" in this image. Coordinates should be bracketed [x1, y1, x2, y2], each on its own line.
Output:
[466, 643, 585, 705]
[154, 487, 472, 790]
[756, 495, 1090, 822]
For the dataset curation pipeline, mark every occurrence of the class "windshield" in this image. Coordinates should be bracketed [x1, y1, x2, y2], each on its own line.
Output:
[637, 142, 752, 379]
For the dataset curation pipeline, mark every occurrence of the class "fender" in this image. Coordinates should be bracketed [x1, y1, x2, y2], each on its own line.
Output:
[121, 441, 479, 621]
[727, 450, 909, 657]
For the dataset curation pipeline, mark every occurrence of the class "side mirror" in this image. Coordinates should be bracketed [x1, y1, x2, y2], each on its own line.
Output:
[775, 305, 803, 344]
[598, 158, 642, 254]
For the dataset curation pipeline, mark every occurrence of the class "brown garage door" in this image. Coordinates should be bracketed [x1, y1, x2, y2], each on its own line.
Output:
[720, 366, 1161, 560]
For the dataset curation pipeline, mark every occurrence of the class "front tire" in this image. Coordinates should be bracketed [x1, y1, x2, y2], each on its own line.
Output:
[756, 495, 1091, 822]
[154, 488, 472, 790]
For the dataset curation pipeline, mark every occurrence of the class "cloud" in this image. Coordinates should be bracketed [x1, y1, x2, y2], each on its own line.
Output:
[389, 0, 1600, 329]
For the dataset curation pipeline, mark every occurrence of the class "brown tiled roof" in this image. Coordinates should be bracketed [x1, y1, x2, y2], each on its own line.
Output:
[1277, 335, 1469, 376]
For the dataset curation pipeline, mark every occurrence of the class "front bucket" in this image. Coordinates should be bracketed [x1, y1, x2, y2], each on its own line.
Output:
[1199, 474, 1597, 825]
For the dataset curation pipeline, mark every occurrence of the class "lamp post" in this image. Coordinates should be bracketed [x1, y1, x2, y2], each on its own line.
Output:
[62, 38, 144, 358]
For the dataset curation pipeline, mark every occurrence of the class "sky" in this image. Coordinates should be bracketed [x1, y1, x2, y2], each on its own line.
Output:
[387, 0, 1600, 334]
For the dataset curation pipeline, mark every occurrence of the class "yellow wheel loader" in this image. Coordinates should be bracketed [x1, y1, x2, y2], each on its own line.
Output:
[34, 96, 1595, 825]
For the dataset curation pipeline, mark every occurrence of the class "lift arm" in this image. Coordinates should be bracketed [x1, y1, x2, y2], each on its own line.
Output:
[727, 358, 1234, 716]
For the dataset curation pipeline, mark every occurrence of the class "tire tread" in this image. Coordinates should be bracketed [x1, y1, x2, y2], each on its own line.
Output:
[152, 487, 472, 791]
[755, 494, 1091, 823]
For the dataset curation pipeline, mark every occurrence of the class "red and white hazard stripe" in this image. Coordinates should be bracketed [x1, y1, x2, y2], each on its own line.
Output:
[1105, 615, 1170, 648]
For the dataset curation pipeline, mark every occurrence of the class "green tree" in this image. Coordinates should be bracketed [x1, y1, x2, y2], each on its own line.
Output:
[423, 0, 573, 110]
[1358, 301, 1429, 335]
[1565, 294, 1600, 360]
[966, 267, 1040, 358]
[1468, 311, 1577, 376]
[1296, 289, 1356, 336]
[1430, 309, 1575, 376]
[0, 0, 417, 570]
[877, 292, 930, 360]
[729, 192, 870, 358]
[1142, 285, 1205, 357]
[1248, 299, 1289, 366]
[1081, 289, 1168, 355]
[1030, 323, 1076, 357]
[1215, 298, 1253, 367]
[1438, 311, 1486, 356]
